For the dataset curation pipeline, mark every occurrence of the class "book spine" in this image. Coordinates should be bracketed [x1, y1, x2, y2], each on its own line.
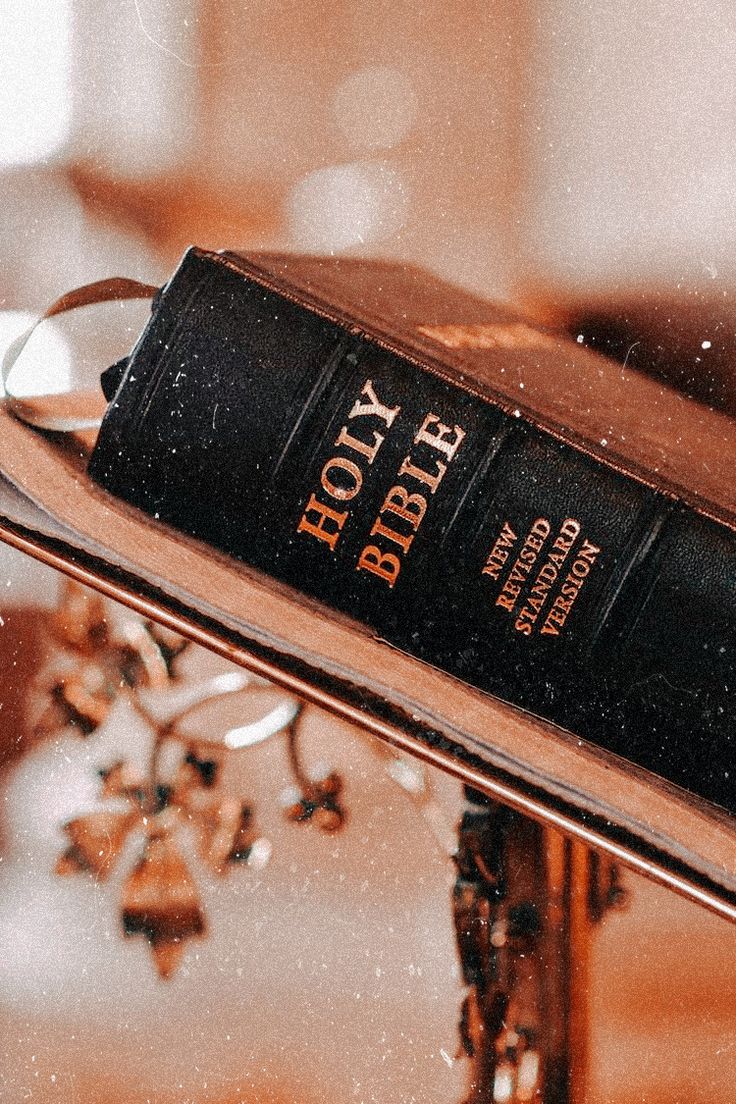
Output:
[90, 250, 736, 813]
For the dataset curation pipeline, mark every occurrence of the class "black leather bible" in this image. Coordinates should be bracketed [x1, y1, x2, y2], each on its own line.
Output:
[87, 247, 736, 819]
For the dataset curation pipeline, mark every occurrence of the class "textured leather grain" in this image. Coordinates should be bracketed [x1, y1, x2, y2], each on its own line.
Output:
[89, 249, 736, 815]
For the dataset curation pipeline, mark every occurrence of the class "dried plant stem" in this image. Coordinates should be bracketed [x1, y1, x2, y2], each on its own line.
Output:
[284, 706, 309, 791]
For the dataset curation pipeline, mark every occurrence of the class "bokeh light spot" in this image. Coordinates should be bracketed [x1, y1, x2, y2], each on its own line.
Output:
[286, 161, 409, 253]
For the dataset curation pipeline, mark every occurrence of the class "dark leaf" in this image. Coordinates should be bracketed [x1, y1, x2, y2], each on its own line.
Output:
[283, 771, 346, 834]
[122, 833, 205, 979]
[183, 749, 219, 788]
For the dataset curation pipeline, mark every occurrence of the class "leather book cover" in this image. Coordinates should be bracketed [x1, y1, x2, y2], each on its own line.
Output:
[0, 249, 735, 919]
[89, 249, 735, 814]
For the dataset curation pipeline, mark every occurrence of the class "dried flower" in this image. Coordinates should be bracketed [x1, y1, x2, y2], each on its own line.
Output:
[56, 809, 137, 880]
[122, 832, 205, 979]
[193, 794, 258, 872]
[43, 582, 349, 979]
[56, 738, 270, 975]
[282, 766, 346, 833]
[35, 583, 186, 737]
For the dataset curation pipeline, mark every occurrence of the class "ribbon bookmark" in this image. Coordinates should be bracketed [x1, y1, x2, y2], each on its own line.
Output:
[1, 277, 158, 433]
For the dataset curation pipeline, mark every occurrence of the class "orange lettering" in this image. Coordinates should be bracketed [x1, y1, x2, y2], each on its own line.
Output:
[348, 379, 400, 427]
[414, 413, 466, 460]
[335, 425, 384, 464]
[320, 456, 363, 501]
[381, 485, 427, 529]
[370, 518, 414, 553]
[398, 454, 447, 493]
[357, 545, 401, 587]
[297, 494, 348, 551]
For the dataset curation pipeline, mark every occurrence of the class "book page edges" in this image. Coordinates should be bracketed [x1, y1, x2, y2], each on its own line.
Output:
[0, 396, 735, 921]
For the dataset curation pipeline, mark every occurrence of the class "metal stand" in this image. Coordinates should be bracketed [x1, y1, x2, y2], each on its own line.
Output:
[453, 787, 626, 1103]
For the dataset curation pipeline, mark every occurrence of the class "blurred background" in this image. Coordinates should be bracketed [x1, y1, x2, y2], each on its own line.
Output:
[4, 0, 736, 304]
[0, 1, 735, 1102]
[2, 0, 736, 407]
